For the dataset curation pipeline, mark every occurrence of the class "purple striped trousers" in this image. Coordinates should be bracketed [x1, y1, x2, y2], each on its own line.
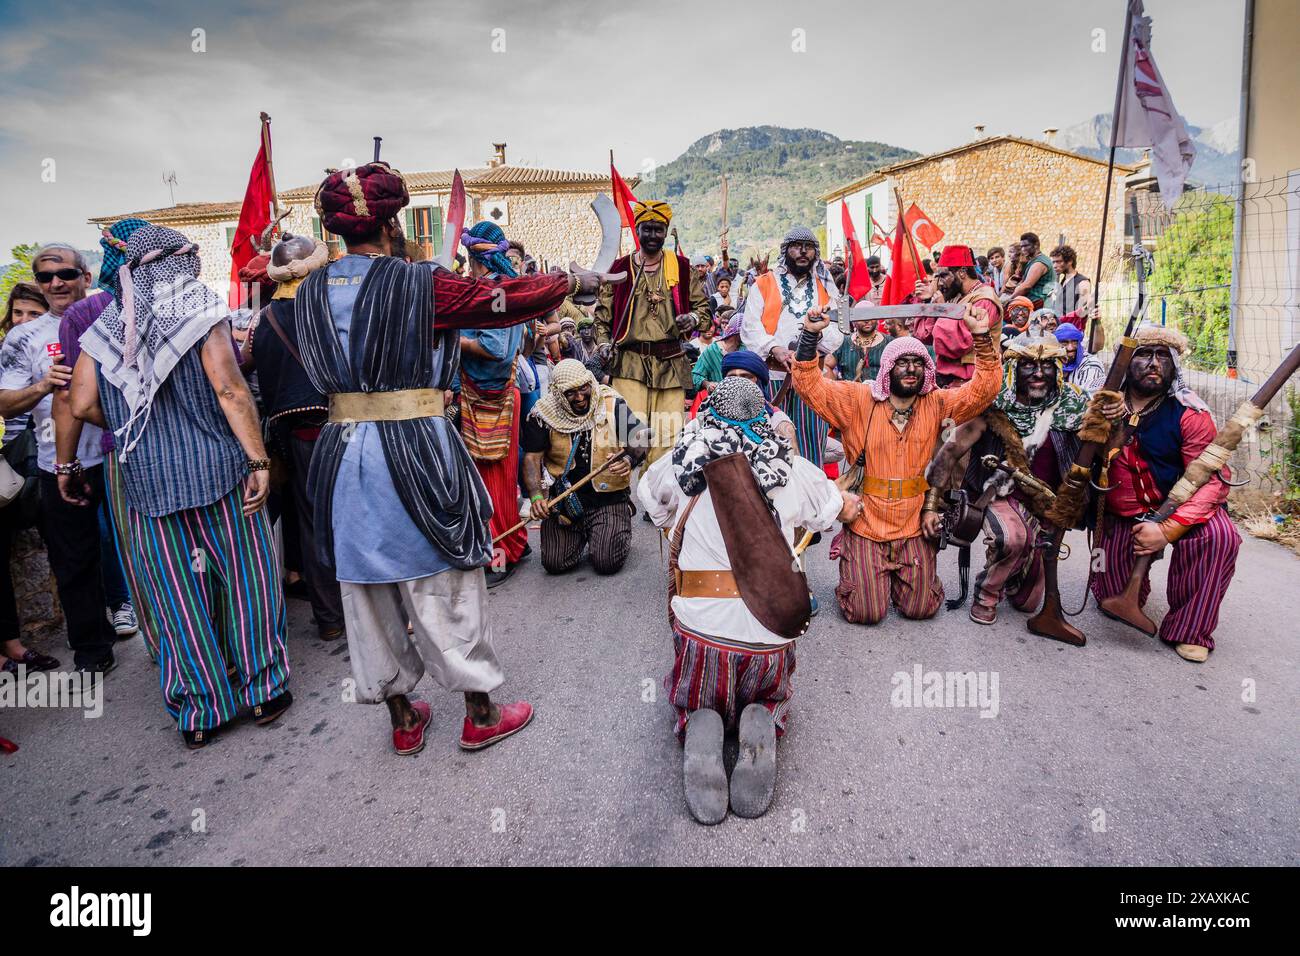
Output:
[1090, 508, 1240, 650]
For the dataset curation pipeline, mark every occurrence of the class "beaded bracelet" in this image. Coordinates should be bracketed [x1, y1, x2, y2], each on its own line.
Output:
[246, 458, 271, 473]
[53, 459, 83, 476]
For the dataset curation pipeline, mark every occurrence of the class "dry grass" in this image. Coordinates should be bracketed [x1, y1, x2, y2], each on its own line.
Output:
[1237, 506, 1300, 555]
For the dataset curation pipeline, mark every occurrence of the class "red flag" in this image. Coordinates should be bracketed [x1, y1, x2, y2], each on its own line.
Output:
[903, 202, 945, 249]
[879, 212, 925, 306]
[870, 214, 892, 247]
[228, 125, 274, 306]
[839, 201, 872, 302]
[610, 156, 640, 251]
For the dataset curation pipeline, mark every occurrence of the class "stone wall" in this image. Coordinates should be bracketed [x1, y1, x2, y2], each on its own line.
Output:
[466, 187, 612, 270]
[891, 140, 1129, 276]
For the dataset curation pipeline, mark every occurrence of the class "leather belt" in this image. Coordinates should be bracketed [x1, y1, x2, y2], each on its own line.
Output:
[674, 569, 740, 599]
[328, 388, 445, 424]
[623, 340, 684, 360]
[861, 475, 930, 500]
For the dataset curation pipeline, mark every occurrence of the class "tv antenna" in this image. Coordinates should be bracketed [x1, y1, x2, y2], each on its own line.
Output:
[162, 170, 178, 206]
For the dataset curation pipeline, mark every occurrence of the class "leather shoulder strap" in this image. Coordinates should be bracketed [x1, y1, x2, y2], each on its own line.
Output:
[264, 303, 304, 367]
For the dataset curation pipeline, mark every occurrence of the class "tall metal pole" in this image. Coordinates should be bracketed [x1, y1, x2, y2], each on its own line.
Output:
[1226, 0, 1255, 379]
[1090, 0, 1137, 354]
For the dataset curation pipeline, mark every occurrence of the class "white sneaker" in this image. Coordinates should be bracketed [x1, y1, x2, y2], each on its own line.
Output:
[112, 603, 138, 638]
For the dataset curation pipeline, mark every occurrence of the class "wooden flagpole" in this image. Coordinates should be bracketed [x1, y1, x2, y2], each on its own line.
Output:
[1090, 0, 1137, 353]
[892, 185, 925, 279]
[260, 112, 280, 223]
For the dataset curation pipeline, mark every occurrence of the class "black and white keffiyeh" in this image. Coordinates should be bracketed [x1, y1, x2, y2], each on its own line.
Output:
[671, 376, 793, 497]
[79, 224, 229, 457]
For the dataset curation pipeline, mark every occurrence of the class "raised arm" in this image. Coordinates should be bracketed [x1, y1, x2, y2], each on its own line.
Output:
[432, 269, 574, 331]
[937, 325, 1000, 426]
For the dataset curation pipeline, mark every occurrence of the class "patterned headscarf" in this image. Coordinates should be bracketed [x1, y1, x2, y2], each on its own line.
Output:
[671, 376, 793, 497]
[462, 220, 517, 278]
[98, 218, 150, 300]
[78, 224, 229, 457]
[870, 336, 937, 401]
[529, 358, 618, 434]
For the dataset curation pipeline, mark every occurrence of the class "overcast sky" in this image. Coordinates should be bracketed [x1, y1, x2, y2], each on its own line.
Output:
[0, 0, 1246, 256]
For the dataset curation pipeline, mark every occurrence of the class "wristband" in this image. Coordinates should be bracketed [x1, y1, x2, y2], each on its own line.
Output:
[530, 492, 544, 502]
[54, 459, 83, 476]
[795, 328, 821, 362]
[922, 488, 945, 513]
[246, 458, 271, 473]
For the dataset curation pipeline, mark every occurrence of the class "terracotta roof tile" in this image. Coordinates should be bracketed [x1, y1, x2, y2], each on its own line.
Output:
[92, 166, 637, 225]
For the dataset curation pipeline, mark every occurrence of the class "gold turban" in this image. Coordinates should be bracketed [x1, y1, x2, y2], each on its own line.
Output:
[632, 200, 673, 227]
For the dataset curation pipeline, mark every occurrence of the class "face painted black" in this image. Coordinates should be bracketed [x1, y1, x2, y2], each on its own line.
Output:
[1129, 345, 1174, 398]
[637, 221, 667, 256]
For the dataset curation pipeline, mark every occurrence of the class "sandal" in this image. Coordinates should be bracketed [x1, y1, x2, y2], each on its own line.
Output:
[181, 727, 216, 750]
[252, 691, 293, 726]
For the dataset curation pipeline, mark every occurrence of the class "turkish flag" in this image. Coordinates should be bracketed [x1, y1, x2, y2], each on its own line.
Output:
[903, 202, 945, 249]
[839, 201, 872, 302]
[228, 131, 273, 306]
[610, 158, 640, 251]
[879, 211, 925, 306]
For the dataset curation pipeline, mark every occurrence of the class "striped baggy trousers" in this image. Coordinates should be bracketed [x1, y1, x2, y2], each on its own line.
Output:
[1090, 507, 1240, 651]
[473, 387, 528, 567]
[125, 484, 290, 731]
[539, 499, 634, 575]
[832, 530, 944, 625]
[665, 619, 795, 741]
[974, 497, 1046, 612]
[103, 451, 161, 662]
[778, 387, 830, 467]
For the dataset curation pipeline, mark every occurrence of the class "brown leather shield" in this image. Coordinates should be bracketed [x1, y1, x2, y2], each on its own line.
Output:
[703, 453, 812, 640]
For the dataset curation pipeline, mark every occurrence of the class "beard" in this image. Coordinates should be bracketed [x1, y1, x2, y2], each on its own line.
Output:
[784, 253, 813, 278]
[1131, 372, 1169, 397]
[890, 370, 922, 397]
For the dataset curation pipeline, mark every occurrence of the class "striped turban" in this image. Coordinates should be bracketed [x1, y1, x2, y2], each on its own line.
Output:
[632, 200, 673, 227]
[462, 221, 517, 278]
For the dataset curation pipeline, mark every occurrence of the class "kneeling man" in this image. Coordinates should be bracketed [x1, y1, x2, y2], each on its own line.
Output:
[640, 377, 860, 824]
[523, 359, 645, 575]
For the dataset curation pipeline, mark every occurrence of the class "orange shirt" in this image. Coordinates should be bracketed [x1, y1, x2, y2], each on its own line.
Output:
[792, 335, 1002, 542]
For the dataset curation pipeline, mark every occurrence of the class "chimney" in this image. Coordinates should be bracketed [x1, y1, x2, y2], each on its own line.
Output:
[490, 143, 507, 167]
[974, 124, 986, 137]
[1042, 127, 1058, 146]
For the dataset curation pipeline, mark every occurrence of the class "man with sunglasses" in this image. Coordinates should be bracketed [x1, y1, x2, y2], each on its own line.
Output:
[0, 243, 117, 673]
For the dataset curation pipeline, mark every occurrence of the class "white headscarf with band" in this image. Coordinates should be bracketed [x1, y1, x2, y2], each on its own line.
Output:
[79, 224, 230, 457]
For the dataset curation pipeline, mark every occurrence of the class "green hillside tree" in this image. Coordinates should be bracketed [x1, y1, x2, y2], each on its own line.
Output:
[1147, 193, 1233, 371]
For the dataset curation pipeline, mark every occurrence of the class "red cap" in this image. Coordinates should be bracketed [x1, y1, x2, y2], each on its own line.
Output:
[937, 245, 976, 269]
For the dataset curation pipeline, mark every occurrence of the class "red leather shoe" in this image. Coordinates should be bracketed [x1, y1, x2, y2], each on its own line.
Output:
[392, 700, 432, 756]
[460, 700, 533, 751]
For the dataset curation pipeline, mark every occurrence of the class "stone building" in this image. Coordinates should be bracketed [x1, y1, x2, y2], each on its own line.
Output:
[91, 144, 636, 296]
[821, 134, 1135, 281]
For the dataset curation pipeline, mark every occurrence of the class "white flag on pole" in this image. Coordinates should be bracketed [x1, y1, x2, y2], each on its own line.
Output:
[1114, 0, 1196, 208]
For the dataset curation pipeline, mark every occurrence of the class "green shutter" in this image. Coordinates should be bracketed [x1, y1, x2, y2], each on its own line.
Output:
[312, 217, 323, 240]
[226, 226, 238, 251]
[405, 209, 416, 240]
[430, 215, 443, 257]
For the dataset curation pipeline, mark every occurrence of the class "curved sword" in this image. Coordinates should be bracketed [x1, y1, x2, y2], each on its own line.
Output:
[432, 169, 466, 270]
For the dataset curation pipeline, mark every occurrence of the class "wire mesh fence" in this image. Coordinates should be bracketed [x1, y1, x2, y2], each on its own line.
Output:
[1089, 175, 1300, 516]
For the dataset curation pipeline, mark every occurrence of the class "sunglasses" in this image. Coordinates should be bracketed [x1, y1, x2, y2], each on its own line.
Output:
[35, 268, 85, 283]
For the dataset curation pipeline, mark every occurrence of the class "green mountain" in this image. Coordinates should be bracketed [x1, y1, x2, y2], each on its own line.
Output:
[648, 127, 917, 257]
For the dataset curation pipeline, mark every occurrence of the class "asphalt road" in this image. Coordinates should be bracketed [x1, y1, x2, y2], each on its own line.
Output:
[3, 517, 1297, 866]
